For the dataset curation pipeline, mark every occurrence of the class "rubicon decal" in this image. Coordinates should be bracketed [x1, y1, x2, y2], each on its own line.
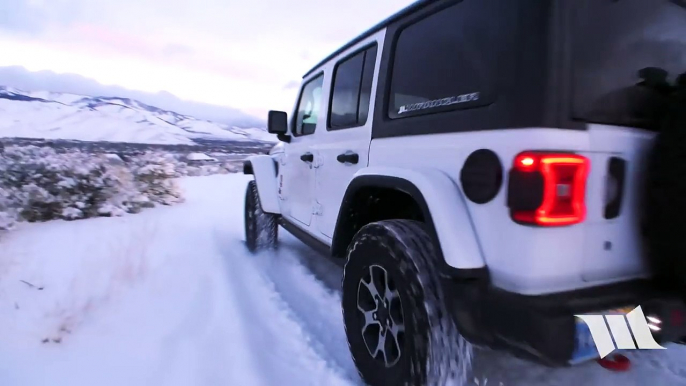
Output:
[575, 306, 666, 359]
[397, 92, 480, 114]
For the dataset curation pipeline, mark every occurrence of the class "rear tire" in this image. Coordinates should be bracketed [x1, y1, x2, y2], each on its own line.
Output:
[244, 180, 278, 253]
[341, 220, 472, 386]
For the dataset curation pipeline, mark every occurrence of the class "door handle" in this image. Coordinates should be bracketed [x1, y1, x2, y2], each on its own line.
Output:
[300, 152, 314, 162]
[336, 152, 359, 164]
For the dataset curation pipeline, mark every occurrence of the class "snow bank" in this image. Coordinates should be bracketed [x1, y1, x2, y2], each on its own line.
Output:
[186, 152, 217, 162]
[104, 153, 124, 164]
[174, 161, 242, 177]
[0, 216, 158, 348]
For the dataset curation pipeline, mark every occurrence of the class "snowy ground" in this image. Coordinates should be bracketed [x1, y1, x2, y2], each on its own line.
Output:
[0, 174, 684, 386]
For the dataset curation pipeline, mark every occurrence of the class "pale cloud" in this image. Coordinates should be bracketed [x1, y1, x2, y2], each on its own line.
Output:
[0, 0, 83, 35]
[162, 44, 195, 59]
[0, 66, 265, 127]
[0, 0, 416, 118]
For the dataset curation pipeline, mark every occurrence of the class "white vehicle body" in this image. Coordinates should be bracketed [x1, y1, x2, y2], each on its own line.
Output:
[256, 26, 658, 296]
[265, 117, 654, 295]
[246, 0, 686, 371]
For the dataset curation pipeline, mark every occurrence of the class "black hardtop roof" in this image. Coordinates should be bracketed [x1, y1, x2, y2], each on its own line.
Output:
[302, 0, 437, 78]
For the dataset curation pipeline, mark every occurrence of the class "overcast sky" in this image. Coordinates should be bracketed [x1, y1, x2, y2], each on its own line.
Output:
[0, 0, 415, 121]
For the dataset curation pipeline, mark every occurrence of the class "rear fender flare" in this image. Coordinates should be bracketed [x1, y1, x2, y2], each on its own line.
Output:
[335, 167, 485, 272]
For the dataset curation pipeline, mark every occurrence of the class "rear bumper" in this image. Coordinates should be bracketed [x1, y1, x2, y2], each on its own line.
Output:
[445, 278, 686, 366]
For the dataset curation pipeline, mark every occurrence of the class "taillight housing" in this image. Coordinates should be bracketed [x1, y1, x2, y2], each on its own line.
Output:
[507, 152, 590, 226]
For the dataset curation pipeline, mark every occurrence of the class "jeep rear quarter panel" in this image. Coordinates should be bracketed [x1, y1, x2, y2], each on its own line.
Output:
[277, 0, 684, 296]
[363, 0, 673, 295]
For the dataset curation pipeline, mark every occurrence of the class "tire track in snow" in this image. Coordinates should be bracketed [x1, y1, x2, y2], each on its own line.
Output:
[215, 231, 356, 386]
[155, 275, 217, 386]
[186, 250, 272, 386]
[252, 240, 360, 380]
[120, 216, 270, 386]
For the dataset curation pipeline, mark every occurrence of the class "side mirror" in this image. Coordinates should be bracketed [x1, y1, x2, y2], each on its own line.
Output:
[267, 110, 290, 143]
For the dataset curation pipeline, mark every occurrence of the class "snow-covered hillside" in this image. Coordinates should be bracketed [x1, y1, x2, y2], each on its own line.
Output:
[0, 86, 275, 145]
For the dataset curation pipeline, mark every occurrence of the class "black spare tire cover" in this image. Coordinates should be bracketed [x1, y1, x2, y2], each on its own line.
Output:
[645, 73, 686, 293]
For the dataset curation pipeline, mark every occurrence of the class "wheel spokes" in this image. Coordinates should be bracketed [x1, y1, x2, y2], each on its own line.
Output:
[373, 329, 388, 365]
[357, 265, 405, 368]
[386, 320, 405, 366]
[358, 307, 380, 333]
[358, 275, 380, 357]
[359, 267, 382, 300]
[372, 322, 404, 367]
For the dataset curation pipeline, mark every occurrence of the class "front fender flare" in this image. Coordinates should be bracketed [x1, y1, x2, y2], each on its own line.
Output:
[335, 167, 485, 272]
[246, 155, 280, 214]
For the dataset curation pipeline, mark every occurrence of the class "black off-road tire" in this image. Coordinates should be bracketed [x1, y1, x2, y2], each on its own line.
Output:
[342, 220, 472, 386]
[244, 180, 278, 253]
[645, 79, 686, 293]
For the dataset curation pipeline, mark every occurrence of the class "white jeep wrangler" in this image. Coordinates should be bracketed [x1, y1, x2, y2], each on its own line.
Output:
[244, 0, 686, 384]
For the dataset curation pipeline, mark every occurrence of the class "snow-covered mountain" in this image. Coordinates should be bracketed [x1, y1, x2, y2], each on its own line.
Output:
[0, 86, 275, 145]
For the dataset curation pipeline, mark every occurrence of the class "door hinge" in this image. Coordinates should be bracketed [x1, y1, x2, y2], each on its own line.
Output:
[312, 203, 323, 216]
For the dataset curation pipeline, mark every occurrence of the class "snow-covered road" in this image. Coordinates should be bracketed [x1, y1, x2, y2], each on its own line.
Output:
[0, 174, 685, 386]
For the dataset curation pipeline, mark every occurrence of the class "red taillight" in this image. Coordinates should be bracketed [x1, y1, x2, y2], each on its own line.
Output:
[509, 152, 590, 226]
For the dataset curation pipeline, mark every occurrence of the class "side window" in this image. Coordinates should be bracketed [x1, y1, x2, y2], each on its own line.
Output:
[294, 74, 324, 136]
[388, 1, 498, 119]
[329, 45, 378, 130]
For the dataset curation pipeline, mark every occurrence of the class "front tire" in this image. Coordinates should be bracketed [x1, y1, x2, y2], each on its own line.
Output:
[342, 220, 472, 386]
[244, 180, 278, 253]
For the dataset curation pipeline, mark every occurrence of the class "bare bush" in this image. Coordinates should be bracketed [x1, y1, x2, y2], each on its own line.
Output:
[0, 146, 245, 231]
[0, 146, 180, 227]
[126, 151, 183, 206]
